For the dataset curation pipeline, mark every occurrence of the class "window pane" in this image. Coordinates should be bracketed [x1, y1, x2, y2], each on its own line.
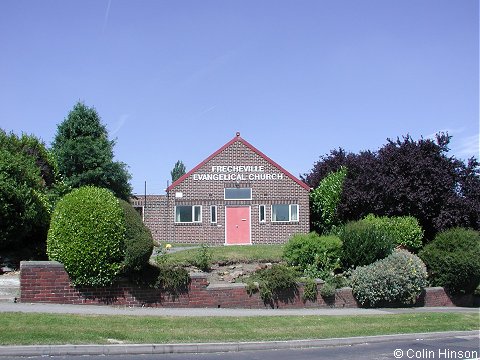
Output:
[176, 206, 192, 222]
[211, 206, 217, 223]
[194, 206, 201, 222]
[291, 205, 298, 221]
[224, 188, 252, 200]
[259, 205, 265, 222]
[272, 204, 289, 221]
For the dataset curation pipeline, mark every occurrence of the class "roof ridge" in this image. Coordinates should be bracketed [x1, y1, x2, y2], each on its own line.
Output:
[167, 134, 310, 191]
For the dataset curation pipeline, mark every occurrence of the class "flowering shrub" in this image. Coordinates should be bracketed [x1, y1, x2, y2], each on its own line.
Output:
[351, 249, 428, 307]
[319, 281, 336, 298]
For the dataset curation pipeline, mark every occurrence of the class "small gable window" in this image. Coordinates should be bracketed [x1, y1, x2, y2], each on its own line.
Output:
[224, 188, 252, 200]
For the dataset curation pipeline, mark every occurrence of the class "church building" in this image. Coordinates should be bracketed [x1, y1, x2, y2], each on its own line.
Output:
[132, 133, 311, 245]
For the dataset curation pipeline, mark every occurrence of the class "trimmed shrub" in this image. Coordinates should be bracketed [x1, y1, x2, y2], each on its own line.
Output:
[351, 249, 428, 307]
[340, 220, 395, 268]
[419, 228, 480, 295]
[362, 214, 423, 251]
[119, 200, 154, 272]
[47, 186, 125, 286]
[283, 232, 342, 277]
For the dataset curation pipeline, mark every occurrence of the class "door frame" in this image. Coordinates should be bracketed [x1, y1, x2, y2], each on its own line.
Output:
[225, 206, 252, 245]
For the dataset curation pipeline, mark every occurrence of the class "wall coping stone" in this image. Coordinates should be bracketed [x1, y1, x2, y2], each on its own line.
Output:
[207, 283, 247, 290]
[189, 272, 208, 279]
[20, 261, 64, 269]
[425, 287, 446, 291]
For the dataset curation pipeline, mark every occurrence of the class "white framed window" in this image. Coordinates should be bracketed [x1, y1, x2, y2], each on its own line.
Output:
[259, 205, 266, 223]
[290, 204, 298, 221]
[271, 204, 299, 222]
[210, 205, 217, 224]
[175, 205, 202, 223]
[224, 188, 252, 200]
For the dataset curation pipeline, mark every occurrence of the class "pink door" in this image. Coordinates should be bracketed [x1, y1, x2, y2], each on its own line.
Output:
[226, 207, 251, 245]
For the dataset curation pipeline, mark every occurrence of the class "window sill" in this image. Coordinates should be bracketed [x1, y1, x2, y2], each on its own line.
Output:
[271, 221, 300, 225]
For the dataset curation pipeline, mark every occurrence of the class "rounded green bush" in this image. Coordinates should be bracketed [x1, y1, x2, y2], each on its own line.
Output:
[47, 186, 125, 286]
[283, 232, 342, 273]
[419, 228, 480, 295]
[351, 249, 428, 307]
[362, 214, 424, 251]
[340, 220, 396, 268]
[119, 199, 154, 272]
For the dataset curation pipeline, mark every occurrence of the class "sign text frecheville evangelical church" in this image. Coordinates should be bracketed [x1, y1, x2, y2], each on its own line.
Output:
[193, 165, 285, 181]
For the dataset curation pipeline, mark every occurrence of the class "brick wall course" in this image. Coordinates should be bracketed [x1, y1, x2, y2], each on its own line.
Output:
[20, 261, 478, 308]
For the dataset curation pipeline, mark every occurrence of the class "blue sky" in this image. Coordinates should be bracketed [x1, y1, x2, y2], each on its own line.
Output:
[1, 0, 478, 195]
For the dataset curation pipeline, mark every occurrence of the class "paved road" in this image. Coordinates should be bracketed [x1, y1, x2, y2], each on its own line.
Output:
[0, 332, 478, 359]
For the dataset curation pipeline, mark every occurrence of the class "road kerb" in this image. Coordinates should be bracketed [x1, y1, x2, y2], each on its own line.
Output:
[0, 331, 478, 357]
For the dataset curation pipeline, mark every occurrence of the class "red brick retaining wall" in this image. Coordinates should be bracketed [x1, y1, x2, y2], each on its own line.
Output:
[20, 261, 478, 308]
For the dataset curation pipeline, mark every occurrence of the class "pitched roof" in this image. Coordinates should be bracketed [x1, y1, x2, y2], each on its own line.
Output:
[167, 133, 311, 191]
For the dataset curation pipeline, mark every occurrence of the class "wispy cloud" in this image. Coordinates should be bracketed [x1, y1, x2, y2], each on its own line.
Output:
[110, 114, 129, 136]
[178, 50, 237, 89]
[454, 133, 479, 158]
[200, 105, 217, 116]
[102, 0, 112, 34]
[425, 127, 464, 139]
[427, 127, 479, 159]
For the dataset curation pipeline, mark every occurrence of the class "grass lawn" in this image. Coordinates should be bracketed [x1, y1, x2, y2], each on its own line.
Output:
[0, 312, 478, 345]
[157, 244, 284, 266]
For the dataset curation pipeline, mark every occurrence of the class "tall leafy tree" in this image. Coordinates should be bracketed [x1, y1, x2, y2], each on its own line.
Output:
[0, 129, 57, 256]
[171, 160, 186, 182]
[52, 102, 132, 200]
[303, 133, 480, 240]
[310, 166, 347, 234]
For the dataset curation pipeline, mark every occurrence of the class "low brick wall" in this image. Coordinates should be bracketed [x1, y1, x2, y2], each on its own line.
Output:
[20, 261, 478, 308]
